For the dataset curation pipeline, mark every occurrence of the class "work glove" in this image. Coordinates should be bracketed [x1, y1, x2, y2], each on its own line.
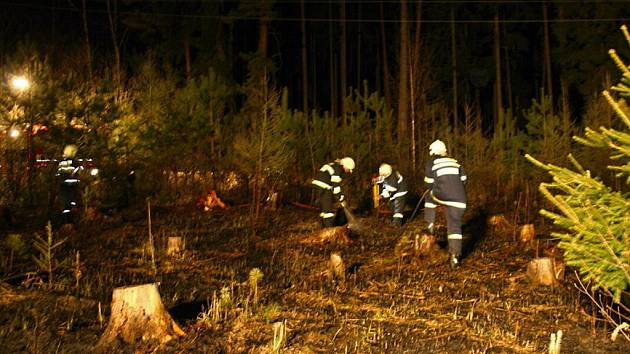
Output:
[381, 190, 390, 199]
[339, 194, 345, 202]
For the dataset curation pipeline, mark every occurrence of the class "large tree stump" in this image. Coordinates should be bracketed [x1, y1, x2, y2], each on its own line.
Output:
[166, 237, 184, 257]
[527, 257, 565, 286]
[97, 283, 185, 348]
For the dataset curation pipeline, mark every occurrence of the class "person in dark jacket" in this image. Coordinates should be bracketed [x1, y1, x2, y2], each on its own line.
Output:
[311, 157, 355, 227]
[56, 145, 83, 224]
[423, 139, 467, 268]
[376, 163, 408, 226]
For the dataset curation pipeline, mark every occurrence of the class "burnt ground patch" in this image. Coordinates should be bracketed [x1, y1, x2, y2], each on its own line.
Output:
[1, 206, 629, 353]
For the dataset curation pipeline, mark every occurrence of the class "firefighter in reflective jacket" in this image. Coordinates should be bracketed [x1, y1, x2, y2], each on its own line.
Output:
[56, 145, 83, 224]
[376, 163, 408, 226]
[311, 157, 355, 227]
[423, 140, 467, 268]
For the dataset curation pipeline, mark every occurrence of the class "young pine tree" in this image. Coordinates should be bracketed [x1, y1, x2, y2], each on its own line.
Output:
[525, 27, 630, 303]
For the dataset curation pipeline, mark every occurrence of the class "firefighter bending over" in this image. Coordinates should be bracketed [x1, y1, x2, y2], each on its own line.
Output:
[56, 145, 83, 224]
[423, 140, 467, 268]
[376, 163, 408, 226]
[311, 157, 355, 228]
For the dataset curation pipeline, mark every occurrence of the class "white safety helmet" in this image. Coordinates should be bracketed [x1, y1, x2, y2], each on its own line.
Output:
[378, 163, 392, 177]
[63, 144, 78, 159]
[429, 140, 447, 156]
[339, 157, 355, 173]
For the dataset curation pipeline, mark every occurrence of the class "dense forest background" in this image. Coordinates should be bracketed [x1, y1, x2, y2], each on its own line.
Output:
[1, 0, 629, 221]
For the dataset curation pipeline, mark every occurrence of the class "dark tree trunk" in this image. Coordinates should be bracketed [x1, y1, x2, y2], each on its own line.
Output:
[329, 0, 337, 115]
[106, 0, 121, 87]
[543, 2, 554, 113]
[340, 0, 348, 122]
[450, 7, 458, 132]
[398, 0, 410, 164]
[81, 0, 92, 81]
[380, 1, 392, 109]
[494, 12, 503, 127]
[300, 0, 309, 115]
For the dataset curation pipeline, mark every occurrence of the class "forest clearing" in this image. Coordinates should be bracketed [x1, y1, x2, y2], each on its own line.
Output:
[0, 203, 628, 353]
[1, 1, 630, 353]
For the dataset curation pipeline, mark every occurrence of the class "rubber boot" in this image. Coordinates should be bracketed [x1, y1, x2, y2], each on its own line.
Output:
[450, 254, 460, 269]
[321, 217, 334, 228]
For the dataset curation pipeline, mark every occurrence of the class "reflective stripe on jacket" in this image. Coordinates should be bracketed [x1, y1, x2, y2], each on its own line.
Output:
[312, 162, 345, 196]
[424, 156, 467, 205]
[57, 159, 83, 185]
[377, 170, 408, 201]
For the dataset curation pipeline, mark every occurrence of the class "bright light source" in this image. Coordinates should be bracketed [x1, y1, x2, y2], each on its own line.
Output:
[90, 168, 99, 176]
[9, 128, 20, 138]
[10, 76, 30, 92]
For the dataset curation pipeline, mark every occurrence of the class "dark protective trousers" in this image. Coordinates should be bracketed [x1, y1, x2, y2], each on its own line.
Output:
[423, 194, 465, 257]
[318, 188, 335, 228]
[59, 183, 78, 224]
[389, 196, 406, 225]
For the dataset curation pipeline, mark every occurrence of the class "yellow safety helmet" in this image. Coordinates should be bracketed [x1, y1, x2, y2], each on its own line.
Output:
[429, 140, 447, 156]
[339, 157, 355, 173]
[63, 144, 78, 159]
[379, 163, 392, 177]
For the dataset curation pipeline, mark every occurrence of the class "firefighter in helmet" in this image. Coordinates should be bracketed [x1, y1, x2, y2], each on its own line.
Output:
[376, 163, 408, 226]
[423, 140, 467, 268]
[56, 144, 83, 224]
[311, 157, 355, 227]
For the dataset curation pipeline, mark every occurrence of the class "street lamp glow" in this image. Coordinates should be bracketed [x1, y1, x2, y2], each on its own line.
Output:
[10, 76, 30, 92]
[9, 128, 20, 138]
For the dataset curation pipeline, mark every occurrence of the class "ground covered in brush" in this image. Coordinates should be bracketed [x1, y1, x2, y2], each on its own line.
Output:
[1, 206, 629, 353]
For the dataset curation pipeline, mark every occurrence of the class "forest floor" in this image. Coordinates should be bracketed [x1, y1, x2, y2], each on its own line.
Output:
[1, 204, 629, 353]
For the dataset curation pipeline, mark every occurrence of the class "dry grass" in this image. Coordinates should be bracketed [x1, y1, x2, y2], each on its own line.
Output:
[0, 207, 628, 353]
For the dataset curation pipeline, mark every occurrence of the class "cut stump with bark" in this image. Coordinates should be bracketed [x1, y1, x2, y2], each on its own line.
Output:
[97, 283, 185, 348]
[328, 252, 346, 286]
[487, 214, 513, 232]
[415, 233, 438, 256]
[299, 226, 354, 245]
[519, 224, 536, 247]
[527, 257, 565, 286]
[396, 232, 445, 264]
[167, 237, 184, 257]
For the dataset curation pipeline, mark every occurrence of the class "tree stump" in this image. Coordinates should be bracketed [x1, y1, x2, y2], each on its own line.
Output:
[166, 237, 184, 257]
[415, 233, 437, 256]
[519, 224, 536, 247]
[328, 252, 346, 286]
[487, 214, 512, 231]
[527, 257, 565, 286]
[300, 226, 354, 245]
[395, 232, 445, 264]
[97, 283, 185, 348]
[266, 192, 279, 211]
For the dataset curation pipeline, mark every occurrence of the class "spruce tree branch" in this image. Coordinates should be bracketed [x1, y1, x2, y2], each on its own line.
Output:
[604, 91, 630, 129]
